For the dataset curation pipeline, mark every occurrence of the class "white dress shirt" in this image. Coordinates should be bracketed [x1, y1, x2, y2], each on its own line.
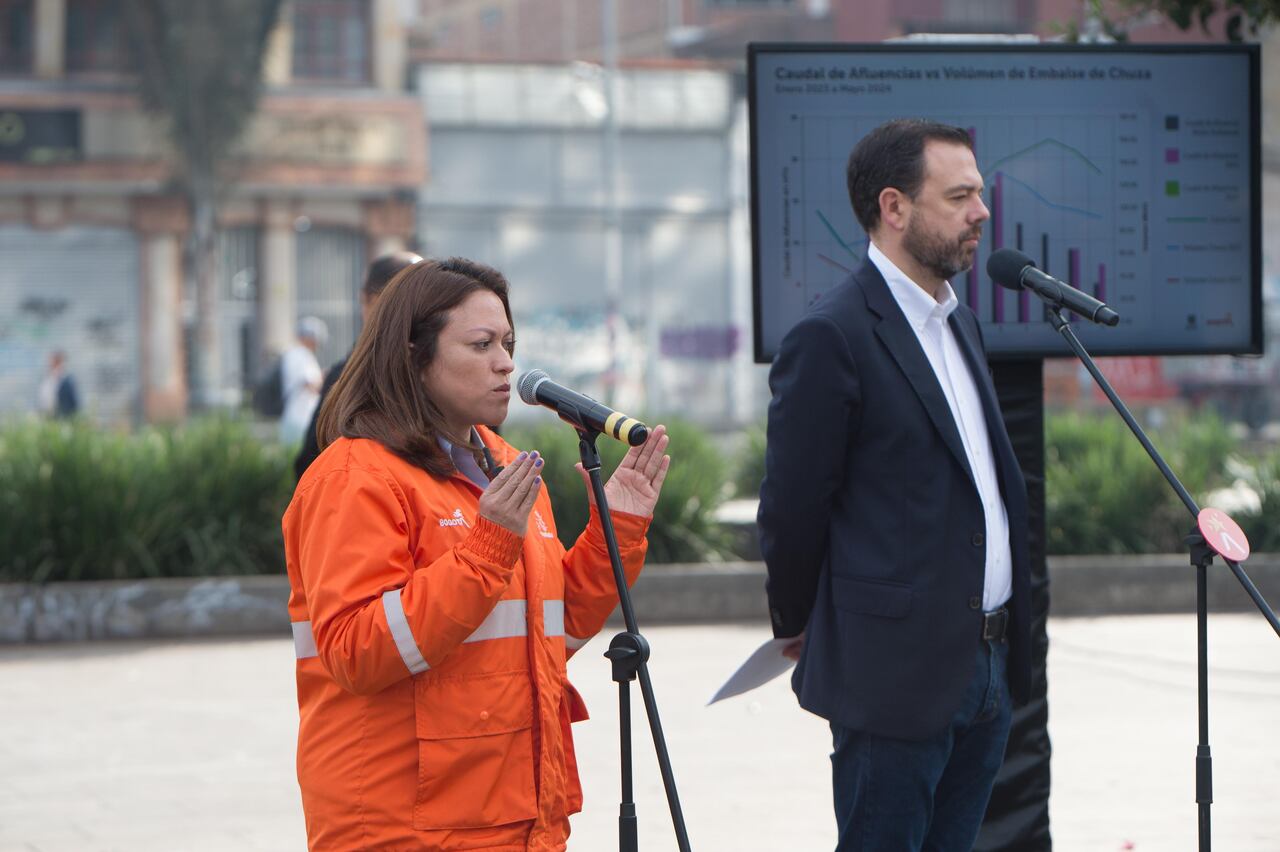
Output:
[868, 243, 1012, 612]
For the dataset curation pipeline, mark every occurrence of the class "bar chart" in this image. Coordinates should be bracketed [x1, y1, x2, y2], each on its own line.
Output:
[791, 112, 1148, 332]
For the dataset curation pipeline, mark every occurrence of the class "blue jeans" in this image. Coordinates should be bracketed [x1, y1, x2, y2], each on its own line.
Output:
[830, 640, 1011, 852]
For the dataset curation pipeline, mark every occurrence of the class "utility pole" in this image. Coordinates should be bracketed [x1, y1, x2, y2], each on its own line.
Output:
[601, 0, 622, 405]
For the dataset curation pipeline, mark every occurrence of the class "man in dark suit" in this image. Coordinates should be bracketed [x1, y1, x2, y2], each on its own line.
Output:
[758, 119, 1031, 850]
[294, 251, 422, 479]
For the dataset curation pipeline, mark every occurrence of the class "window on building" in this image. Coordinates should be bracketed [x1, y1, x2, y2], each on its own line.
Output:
[902, 0, 1022, 35]
[939, 0, 1020, 29]
[65, 0, 135, 73]
[292, 0, 370, 85]
[704, 0, 795, 7]
[0, 0, 34, 74]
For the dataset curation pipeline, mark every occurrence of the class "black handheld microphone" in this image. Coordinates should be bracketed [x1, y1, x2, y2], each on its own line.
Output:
[517, 369, 650, 446]
[987, 248, 1120, 327]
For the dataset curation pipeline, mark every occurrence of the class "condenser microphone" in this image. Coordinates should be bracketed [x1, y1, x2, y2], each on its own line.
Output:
[517, 369, 650, 446]
[987, 248, 1120, 326]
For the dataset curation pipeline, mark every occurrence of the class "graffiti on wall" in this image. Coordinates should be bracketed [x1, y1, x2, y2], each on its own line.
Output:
[0, 295, 135, 420]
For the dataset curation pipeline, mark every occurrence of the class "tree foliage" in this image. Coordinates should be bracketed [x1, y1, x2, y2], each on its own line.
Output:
[1074, 0, 1280, 41]
[1134, 0, 1280, 40]
[123, 0, 285, 406]
[124, 0, 282, 193]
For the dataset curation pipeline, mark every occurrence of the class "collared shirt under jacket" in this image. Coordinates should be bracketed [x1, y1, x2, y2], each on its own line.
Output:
[283, 427, 649, 850]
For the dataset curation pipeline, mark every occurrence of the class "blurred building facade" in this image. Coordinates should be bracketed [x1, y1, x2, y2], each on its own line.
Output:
[0, 0, 422, 423]
[2, 0, 1276, 427]
[408, 0, 1215, 65]
[408, 0, 1280, 428]
[416, 60, 753, 424]
[410, 0, 832, 62]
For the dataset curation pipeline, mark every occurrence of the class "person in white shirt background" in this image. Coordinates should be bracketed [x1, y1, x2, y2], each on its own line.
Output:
[279, 316, 328, 445]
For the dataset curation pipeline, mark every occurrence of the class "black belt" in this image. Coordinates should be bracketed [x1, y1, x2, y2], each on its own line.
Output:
[981, 607, 1009, 642]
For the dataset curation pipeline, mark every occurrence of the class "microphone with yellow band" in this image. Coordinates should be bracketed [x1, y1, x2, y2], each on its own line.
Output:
[517, 369, 650, 447]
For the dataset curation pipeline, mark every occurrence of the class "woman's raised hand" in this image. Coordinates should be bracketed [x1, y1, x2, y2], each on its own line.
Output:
[577, 424, 671, 519]
[478, 451, 543, 536]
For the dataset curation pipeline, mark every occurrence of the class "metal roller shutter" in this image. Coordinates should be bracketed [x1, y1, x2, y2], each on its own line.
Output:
[0, 226, 141, 424]
[295, 226, 364, 373]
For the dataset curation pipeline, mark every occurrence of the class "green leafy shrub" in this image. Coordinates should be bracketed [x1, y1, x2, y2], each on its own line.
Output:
[563, 409, 1254, 556]
[1235, 448, 1280, 553]
[0, 417, 294, 583]
[731, 408, 1258, 555]
[731, 420, 768, 499]
[502, 417, 733, 563]
[1045, 411, 1238, 554]
[2, 408, 1269, 583]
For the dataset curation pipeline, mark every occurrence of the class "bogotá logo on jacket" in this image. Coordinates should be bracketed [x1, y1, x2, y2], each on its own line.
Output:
[533, 510, 555, 539]
[439, 509, 470, 528]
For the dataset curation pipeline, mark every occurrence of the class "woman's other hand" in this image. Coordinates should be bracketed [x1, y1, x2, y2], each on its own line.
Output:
[577, 425, 670, 518]
[478, 451, 543, 536]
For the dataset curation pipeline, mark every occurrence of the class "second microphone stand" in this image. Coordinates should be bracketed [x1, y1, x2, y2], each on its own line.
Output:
[575, 427, 692, 852]
[1046, 307, 1280, 852]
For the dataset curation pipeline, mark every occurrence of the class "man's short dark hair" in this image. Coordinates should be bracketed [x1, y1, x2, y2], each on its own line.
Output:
[363, 251, 424, 298]
[846, 119, 974, 233]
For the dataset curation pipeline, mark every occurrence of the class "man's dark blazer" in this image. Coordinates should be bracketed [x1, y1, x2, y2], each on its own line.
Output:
[758, 259, 1031, 741]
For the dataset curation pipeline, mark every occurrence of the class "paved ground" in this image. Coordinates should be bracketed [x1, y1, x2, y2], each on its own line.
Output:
[1, 614, 1277, 851]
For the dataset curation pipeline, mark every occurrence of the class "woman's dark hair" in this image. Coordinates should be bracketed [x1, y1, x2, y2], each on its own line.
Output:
[846, 119, 974, 233]
[317, 257, 513, 477]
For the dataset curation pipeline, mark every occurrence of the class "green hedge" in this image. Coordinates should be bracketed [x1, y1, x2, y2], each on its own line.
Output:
[0, 415, 736, 583]
[0, 417, 294, 583]
[502, 417, 734, 564]
[1045, 411, 1239, 554]
[731, 420, 768, 499]
[2, 410, 1276, 583]
[732, 410, 1273, 556]
[1234, 448, 1280, 554]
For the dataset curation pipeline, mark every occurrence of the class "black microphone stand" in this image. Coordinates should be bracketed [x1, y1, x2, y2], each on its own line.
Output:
[574, 426, 692, 852]
[1045, 307, 1280, 852]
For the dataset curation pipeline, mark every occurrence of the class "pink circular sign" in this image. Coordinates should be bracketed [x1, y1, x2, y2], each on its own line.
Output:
[1197, 507, 1250, 562]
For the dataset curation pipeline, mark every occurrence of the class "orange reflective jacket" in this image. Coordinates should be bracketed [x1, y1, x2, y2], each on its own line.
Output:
[283, 428, 649, 850]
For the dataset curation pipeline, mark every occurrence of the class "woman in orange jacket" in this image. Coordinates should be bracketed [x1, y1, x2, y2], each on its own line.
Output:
[282, 257, 671, 850]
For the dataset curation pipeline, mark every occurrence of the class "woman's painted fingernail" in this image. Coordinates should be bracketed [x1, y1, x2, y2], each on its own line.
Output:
[534, 476, 542, 485]
[534, 458, 543, 468]
[516, 452, 528, 461]
[530, 451, 540, 460]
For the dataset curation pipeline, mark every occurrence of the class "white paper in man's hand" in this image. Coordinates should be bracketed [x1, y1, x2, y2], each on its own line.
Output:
[708, 638, 797, 705]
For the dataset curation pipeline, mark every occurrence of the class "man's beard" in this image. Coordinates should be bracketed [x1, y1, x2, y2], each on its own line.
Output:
[902, 215, 981, 282]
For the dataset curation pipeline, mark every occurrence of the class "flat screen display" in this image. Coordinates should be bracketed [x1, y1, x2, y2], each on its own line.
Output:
[749, 44, 1261, 360]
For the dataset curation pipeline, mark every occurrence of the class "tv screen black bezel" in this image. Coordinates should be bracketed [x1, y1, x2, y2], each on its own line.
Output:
[747, 42, 1263, 363]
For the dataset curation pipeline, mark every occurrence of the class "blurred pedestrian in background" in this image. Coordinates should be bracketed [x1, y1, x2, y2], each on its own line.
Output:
[294, 251, 422, 478]
[284, 257, 670, 849]
[279, 316, 328, 446]
[37, 350, 79, 419]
